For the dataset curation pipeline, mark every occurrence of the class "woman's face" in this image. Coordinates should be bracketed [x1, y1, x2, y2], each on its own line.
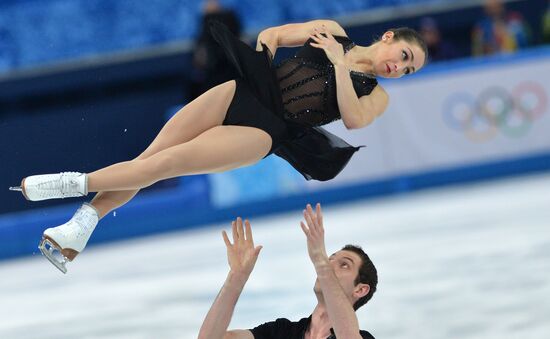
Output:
[374, 31, 426, 79]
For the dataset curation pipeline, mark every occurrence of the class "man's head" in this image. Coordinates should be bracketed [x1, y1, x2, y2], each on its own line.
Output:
[314, 245, 378, 311]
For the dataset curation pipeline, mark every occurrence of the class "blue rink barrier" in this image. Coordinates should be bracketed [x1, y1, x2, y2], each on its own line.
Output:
[1, 150, 549, 261]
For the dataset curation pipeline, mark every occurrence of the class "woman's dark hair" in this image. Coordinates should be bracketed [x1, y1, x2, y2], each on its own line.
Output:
[386, 27, 429, 66]
[341, 244, 378, 310]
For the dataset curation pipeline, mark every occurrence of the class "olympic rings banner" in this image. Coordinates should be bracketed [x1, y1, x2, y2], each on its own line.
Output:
[208, 50, 550, 206]
[442, 82, 547, 142]
[303, 50, 550, 190]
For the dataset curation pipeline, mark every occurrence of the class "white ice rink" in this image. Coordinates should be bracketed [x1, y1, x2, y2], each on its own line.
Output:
[1, 173, 549, 339]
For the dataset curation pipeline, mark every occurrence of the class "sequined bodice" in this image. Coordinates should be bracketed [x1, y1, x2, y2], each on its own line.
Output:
[275, 36, 378, 127]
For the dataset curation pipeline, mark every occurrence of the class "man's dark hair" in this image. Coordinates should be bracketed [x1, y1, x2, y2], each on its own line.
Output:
[386, 27, 429, 66]
[341, 245, 378, 310]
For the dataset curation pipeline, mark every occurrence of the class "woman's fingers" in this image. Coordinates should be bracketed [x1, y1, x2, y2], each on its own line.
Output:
[319, 25, 331, 37]
[310, 33, 322, 41]
[322, 27, 335, 41]
[309, 42, 324, 49]
[309, 35, 326, 48]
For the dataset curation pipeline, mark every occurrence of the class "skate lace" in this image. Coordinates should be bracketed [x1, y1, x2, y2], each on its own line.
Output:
[37, 172, 81, 197]
[56, 221, 84, 239]
[58, 208, 98, 239]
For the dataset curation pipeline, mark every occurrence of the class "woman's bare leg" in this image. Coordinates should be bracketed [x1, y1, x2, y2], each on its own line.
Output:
[90, 80, 237, 218]
[87, 125, 272, 192]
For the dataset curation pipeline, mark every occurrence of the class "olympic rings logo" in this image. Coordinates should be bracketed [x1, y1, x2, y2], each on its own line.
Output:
[442, 81, 547, 142]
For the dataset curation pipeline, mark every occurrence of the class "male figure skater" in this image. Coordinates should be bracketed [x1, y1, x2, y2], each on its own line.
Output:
[198, 203, 378, 338]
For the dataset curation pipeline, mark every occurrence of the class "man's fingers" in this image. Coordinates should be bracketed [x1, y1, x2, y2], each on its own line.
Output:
[231, 220, 238, 242]
[236, 217, 244, 242]
[303, 209, 315, 228]
[316, 203, 323, 225]
[300, 221, 309, 236]
[305, 204, 318, 227]
[245, 219, 254, 244]
[222, 230, 232, 247]
[254, 245, 263, 256]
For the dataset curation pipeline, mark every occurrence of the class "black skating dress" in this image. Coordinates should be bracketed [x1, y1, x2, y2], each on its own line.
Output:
[209, 21, 378, 181]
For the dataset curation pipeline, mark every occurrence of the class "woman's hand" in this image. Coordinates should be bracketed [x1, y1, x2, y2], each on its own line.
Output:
[309, 26, 346, 66]
[222, 217, 262, 278]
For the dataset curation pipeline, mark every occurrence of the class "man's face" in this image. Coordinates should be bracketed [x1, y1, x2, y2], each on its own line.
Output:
[314, 250, 365, 301]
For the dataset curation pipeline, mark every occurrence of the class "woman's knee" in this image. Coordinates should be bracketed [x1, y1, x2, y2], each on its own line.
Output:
[217, 79, 236, 92]
[134, 149, 155, 161]
[217, 126, 273, 169]
[137, 154, 177, 182]
[247, 129, 273, 160]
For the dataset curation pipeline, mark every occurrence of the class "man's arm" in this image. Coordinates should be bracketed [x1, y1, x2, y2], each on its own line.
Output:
[301, 204, 364, 339]
[224, 330, 254, 339]
[197, 218, 261, 339]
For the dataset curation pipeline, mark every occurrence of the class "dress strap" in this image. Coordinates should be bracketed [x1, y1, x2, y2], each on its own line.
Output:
[335, 35, 355, 53]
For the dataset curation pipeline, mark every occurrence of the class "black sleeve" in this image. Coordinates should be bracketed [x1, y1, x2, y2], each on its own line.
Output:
[249, 318, 292, 339]
[360, 329, 376, 339]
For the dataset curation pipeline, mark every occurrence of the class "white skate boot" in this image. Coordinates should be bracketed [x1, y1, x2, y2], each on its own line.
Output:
[39, 203, 99, 274]
[9, 172, 88, 201]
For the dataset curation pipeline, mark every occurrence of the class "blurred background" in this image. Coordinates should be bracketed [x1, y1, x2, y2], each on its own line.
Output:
[1, 0, 549, 338]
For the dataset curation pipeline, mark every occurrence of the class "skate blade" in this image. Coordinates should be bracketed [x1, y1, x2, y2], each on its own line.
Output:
[9, 186, 22, 192]
[38, 238, 68, 274]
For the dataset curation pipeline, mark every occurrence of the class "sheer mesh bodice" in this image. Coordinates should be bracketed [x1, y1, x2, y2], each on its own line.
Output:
[275, 36, 378, 127]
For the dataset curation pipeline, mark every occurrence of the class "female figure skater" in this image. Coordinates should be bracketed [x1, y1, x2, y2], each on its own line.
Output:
[11, 20, 427, 272]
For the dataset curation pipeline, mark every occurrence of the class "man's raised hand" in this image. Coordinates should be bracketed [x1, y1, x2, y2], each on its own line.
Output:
[300, 203, 329, 267]
[222, 217, 263, 277]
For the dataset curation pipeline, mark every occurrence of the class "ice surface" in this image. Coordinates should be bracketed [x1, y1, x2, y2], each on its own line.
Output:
[1, 173, 549, 339]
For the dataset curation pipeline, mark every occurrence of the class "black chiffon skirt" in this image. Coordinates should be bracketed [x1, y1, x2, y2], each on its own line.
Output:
[209, 21, 362, 181]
